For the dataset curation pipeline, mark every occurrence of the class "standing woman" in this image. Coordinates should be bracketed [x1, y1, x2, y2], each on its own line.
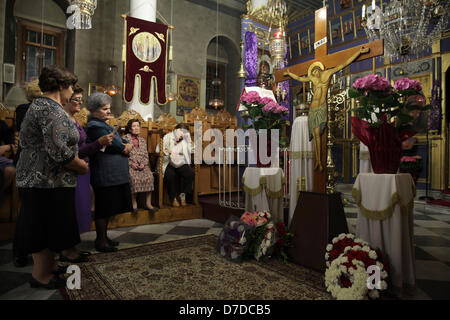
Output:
[123, 119, 156, 213]
[16, 65, 88, 288]
[86, 92, 133, 253]
[61, 85, 114, 262]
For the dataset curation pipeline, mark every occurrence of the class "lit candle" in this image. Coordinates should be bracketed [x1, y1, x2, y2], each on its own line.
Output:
[362, 5, 366, 19]
[372, 0, 375, 11]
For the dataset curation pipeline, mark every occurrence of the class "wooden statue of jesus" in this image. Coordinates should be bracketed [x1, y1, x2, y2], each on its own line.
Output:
[283, 46, 369, 171]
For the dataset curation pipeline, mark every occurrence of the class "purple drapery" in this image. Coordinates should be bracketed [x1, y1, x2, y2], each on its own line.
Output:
[245, 31, 258, 87]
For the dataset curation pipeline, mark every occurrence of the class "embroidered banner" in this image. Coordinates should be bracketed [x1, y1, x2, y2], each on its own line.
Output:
[124, 16, 168, 105]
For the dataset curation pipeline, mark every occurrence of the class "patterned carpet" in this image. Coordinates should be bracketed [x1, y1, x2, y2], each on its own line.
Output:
[64, 234, 330, 300]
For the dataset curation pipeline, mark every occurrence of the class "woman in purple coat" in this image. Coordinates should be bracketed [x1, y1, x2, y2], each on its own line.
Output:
[60, 85, 113, 262]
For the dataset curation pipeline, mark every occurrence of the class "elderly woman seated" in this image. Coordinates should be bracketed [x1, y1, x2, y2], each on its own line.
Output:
[160, 123, 194, 207]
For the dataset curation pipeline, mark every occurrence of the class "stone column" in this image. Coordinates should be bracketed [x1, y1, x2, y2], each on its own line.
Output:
[127, 0, 157, 120]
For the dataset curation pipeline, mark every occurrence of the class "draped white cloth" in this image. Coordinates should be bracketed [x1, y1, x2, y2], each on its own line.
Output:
[359, 142, 372, 173]
[243, 167, 285, 224]
[354, 173, 416, 289]
[288, 116, 313, 227]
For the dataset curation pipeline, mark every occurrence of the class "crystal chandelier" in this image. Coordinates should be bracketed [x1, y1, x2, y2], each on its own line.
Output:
[362, 0, 449, 61]
[70, 0, 97, 29]
[268, 0, 287, 70]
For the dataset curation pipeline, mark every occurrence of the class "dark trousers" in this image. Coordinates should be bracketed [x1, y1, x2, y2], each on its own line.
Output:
[164, 164, 194, 202]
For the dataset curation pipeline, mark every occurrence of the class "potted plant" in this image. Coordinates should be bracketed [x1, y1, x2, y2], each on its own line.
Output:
[240, 91, 289, 167]
[349, 75, 430, 174]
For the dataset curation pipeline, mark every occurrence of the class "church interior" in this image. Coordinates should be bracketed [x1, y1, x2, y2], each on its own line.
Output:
[0, 0, 449, 302]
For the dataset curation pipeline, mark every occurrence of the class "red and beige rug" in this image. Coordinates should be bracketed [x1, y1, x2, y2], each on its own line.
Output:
[63, 234, 330, 300]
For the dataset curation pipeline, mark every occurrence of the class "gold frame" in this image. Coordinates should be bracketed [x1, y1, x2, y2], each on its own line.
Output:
[177, 75, 200, 110]
[88, 83, 105, 96]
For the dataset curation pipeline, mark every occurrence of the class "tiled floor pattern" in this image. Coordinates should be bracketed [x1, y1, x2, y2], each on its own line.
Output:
[0, 199, 449, 300]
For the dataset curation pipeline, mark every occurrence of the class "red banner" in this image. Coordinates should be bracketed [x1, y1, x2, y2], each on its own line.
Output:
[124, 16, 168, 105]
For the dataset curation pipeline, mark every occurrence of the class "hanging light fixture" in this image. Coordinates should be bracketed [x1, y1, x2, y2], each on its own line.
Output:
[69, 0, 97, 29]
[104, 64, 121, 96]
[166, 0, 177, 103]
[208, 0, 224, 109]
[362, 0, 449, 61]
[267, 0, 287, 70]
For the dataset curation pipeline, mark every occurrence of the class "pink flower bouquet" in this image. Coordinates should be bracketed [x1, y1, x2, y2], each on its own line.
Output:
[239, 91, 289, 131]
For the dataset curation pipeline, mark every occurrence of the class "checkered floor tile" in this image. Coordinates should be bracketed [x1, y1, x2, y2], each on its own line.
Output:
[1, 196, 449, 300]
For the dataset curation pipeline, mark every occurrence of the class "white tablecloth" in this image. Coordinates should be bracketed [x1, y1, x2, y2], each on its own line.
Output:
[353, 173, 416, 289]
[289, 116, 313, 226]
[243, 167, 285, 223]
[359, 142, 372, 173]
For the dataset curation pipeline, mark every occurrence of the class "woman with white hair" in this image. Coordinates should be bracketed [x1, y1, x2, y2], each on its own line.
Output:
[86, 92, 133, 253]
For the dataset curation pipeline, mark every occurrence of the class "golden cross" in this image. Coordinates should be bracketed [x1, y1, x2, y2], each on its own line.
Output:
[275, 6, 384, 193]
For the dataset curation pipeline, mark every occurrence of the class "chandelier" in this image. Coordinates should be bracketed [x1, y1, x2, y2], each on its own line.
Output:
[104, 64, 121, 96]
[209, 0, 224, 109]
[362, 0, 449, 61]
[69, 0, 97, 29]
[267, 0, 287, 70]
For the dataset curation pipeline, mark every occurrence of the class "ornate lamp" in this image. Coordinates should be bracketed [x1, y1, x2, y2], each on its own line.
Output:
[267, 0, 287, 70]
[69, 0, 97, 29]
[209, 0, 224, 109]
[362, 0, 449, 61]
[104, 64, 121, 96]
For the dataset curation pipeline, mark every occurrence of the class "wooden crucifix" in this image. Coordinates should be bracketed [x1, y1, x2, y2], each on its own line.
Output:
[275, 6, 383, 193]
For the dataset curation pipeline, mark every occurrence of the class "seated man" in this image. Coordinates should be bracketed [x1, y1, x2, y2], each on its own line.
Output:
[160, 123, 194, 207]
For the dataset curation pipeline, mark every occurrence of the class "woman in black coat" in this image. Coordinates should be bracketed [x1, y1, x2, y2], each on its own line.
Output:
[86, 92, 133, 252]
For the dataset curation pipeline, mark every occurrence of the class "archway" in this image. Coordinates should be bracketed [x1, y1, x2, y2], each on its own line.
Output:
[205, 35, 240, 116]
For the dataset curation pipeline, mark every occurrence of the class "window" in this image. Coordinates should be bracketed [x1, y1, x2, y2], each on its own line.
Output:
[16, 19, 65, 85]
[206, 61, 226, 109]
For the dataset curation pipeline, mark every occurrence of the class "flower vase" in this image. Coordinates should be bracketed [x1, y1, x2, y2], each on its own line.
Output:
[351, 117, 404, 174]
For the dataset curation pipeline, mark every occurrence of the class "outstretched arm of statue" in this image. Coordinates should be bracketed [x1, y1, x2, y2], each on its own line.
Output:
[328, 46, 370, 75]
[283, 69, 309, 83]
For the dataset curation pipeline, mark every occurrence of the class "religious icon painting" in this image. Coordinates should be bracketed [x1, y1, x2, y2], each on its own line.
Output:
[176, 105, 185, 116]
[329, 18, 343, 46]
[177, 75, 200, 110]
[299, 31, 310, 56]
[342, 12, 355, 41]
[354, 11, 364, 34]
[289, 34, 300, 59]
[339, 0, 352, 10]
[132, 32, 162, 63]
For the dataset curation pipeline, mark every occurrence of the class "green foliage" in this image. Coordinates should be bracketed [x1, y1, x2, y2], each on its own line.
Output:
[244, 224, 269, 259]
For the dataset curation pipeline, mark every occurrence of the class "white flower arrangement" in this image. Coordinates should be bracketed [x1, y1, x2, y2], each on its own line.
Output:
[324, 233, 389, 300]
[325, 255, 368, 300]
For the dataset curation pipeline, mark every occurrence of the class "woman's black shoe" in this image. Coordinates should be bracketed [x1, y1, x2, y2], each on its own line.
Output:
[95, 245, 118, 253]
[29, 276, 66, 289]
[52, 265, 68, 276]
[147, 207, 159, 214]
[59, 254, 89, 263]
[107, 238, 119, 247]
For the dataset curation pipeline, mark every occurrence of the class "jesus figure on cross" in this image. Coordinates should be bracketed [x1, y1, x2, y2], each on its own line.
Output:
[283, 46, 369, 171]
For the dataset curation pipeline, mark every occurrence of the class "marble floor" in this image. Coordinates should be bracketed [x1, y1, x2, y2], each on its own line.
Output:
[0, 195, 449, 300]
